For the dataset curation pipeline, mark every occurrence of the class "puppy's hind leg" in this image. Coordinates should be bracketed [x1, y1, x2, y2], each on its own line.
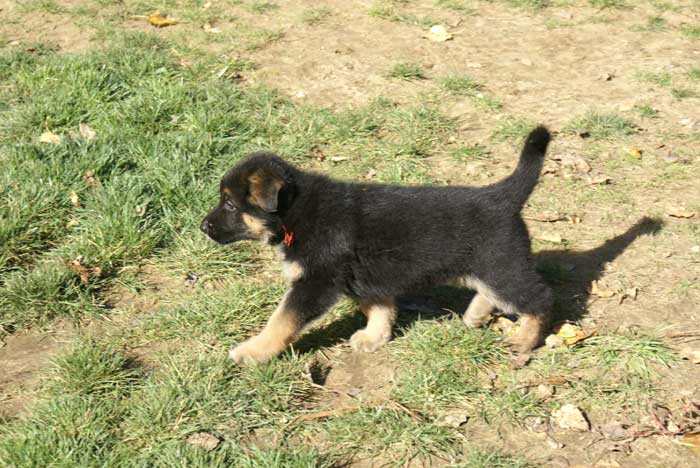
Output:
[350, 298, 396, 353]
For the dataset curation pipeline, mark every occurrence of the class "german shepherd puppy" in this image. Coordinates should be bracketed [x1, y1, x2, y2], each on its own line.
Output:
[201, 127, 553, 364]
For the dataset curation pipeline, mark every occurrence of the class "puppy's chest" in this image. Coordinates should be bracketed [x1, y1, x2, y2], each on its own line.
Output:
[275, 246, 304, 282]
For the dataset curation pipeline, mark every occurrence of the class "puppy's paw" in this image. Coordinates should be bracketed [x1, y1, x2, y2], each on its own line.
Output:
[350, 329, 390, 353]
[504, 333, 540, 355]
[228, 336, 276, 364]
[462, 314, 488, 328]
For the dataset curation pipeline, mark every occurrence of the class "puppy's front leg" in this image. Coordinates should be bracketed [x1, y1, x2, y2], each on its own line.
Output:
[229, 279, 339, 364]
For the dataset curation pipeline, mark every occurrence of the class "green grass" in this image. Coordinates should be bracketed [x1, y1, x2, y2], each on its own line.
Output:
[449, 143, 490, 161]
[589, 0, 627, 8]
[681, 24, 700, 40]
[386, 62, 426, 81]
[490, 116, 536, 143]
[300, 7, 332, 25]
[566, 111, 637, 139]
[632, 15, 667, 32]
[634, 103, 659, 119]
[368, 1, 437, 27]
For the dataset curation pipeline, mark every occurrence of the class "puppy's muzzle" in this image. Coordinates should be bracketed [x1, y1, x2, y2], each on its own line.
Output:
[200, 219, 213, 235]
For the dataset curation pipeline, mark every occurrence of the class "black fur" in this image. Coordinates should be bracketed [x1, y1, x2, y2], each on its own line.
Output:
[202, 126, 554, 354]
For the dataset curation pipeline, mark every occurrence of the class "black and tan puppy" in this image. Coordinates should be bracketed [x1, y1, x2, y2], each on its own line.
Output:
[201, 127, 553, 364]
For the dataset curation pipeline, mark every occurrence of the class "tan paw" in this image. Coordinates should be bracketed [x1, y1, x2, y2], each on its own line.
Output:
[228, 336, 277, 364]
[505, 332, 540, 355]
[462, 314, 488, 328]
[350, 329, 390, 353]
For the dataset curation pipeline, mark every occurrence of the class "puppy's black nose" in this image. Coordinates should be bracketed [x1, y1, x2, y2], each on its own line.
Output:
[200, 219, 212, 234]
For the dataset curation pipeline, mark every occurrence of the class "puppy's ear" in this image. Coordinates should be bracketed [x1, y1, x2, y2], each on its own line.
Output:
[247, 171, 284, 212]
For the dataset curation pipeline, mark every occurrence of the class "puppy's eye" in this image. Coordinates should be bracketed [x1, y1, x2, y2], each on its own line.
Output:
[224, 199, 236, 211]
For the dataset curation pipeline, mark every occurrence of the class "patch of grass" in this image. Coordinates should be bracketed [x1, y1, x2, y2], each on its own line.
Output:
[300, 7, 333, 25]
[439, 73, 482, 95]
[634, 103, 659, 119]
[671, 87, 696, 99]
[17, 0, 65, 14]
[632, 15, 667, 32]
[305, 405, 457, 464]
[490, 116, 536, 143]
[505, 0, 549, 9]
[636, 70, 673, 87]
[391, 318, 506, 411]
[589, 0, 627, 8]
[687, 67, 700, 81]
[681, 24, 700, 40]
[448, 143, 489, 161]
[369, 1, 437, 27]
[435, 0, 474, 12]
[566, 111, 637, 140]
[248, 0, 278, 14]
[386, 62, 426, 81]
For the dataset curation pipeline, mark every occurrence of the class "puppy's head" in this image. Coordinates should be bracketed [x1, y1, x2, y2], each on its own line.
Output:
[201, 152, 294, 245]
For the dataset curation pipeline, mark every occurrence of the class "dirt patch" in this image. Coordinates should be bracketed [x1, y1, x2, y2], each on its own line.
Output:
[0, 324, 71, 418]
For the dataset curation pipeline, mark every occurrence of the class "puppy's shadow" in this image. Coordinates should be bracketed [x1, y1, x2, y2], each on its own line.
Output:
[294, 217, 662, 353]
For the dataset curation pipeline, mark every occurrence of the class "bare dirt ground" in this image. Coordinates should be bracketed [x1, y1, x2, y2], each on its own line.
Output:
[2, 0, 700, 466]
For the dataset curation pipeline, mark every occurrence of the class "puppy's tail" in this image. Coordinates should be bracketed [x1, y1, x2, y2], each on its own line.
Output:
[490, 126, 551, 209]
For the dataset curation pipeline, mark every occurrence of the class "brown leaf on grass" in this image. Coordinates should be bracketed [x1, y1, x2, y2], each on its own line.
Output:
[69, 255, 90, 283]
[423, 25, 453, 42]
[667, 208, 695, 218]
[551, 404, 590, 431]
[585, 175, 613, 186]
[567, 214, 582, 225]
[628, 146, 642, 159]
[68, 255, 101, 283]
[186, 432, 220, 451]
[83, 170, 99, 188]
[590, 280, 615, 298]
[552, 322, 594, 346]
[69, 191, 81, 207]
[524, 212, 566, 222]
[203, 23, 222, 34]
[39, 130, 62, 145]
[552, 153, 591, 174]
[535, 232, 562, 244]
[147, 12, 178, 27]
[679, 348, 700, 364]
[679, 432, 700, 453]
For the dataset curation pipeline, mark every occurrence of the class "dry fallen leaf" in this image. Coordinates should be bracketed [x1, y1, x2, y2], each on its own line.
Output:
[553, 322, 594, 346]
[590, 280, 616, 298]
[423, 25, 453, 42]
[69, 191, 81, 207]
[490, 316, 519, 336]
[147, 12, 178, 27]
[535, 232, 562, 244]
[79, 123, 96, 142]
[437, 412, 469, 428]
[628, 146, 642, 159]
[667, 208, 695, 219]
[69, 255, 89, 283]
[203, 23, 222, 33]
[552, 153, 591, 175]
[567, 214, 582, 225]
[585, 175, 613, 186]
[524, 212, 566, 222]
[83, 169, 98, 188]
[679, 432, 700, 454]
[679, 348, 700, 364]
[551, 404, 590, 431]
[186, 432, 220, 451]
[39, 130, 62, 145]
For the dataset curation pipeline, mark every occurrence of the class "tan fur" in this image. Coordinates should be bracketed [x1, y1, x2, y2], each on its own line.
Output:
[281, 260, 304, 282]
[506, 314, 545, 353]
[350, 298, 396, 353]
[241, 213, 269, 239]
[462, 293, 495, 328]
[247, 173, 283, 211]
[228, 292, 300, 363]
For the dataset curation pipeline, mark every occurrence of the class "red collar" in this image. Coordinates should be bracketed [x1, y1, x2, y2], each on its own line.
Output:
[282, 224, 294, 248]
